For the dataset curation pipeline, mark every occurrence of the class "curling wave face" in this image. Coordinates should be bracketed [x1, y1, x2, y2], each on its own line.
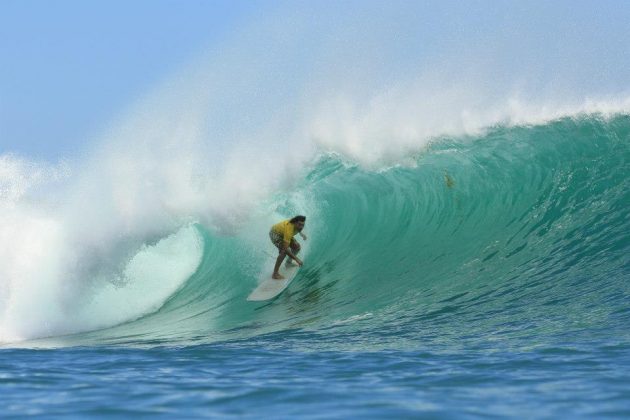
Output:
[16, 114, 624, 350]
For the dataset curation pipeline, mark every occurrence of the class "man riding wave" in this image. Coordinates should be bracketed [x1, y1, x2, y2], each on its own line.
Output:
[269, 215, 307, 279]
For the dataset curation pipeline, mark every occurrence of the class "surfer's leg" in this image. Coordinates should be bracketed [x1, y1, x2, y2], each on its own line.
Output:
[284, 240, 301, 267]
[290, 239, 301, 255]
[270, 231, 287, 279]
[287, 239, 300, 267]
[273, 249, 287, 279]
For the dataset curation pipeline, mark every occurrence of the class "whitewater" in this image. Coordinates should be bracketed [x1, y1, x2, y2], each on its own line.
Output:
[1, 2, 630, 417]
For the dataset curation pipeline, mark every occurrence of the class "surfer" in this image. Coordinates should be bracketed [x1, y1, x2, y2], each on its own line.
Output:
[269, 215, 307, 279]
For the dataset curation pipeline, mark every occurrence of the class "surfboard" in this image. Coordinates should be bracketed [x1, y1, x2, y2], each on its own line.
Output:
[247, 258, 301, 301]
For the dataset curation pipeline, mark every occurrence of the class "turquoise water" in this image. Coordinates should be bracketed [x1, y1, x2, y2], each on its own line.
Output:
[1, 115, 629, 416]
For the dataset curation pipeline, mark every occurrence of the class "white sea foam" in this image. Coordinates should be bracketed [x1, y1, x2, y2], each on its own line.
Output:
[309, 90, 630, 166]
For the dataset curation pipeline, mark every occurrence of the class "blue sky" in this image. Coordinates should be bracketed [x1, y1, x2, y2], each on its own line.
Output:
[2, 1, 630, 161]
[0, 0, 263, 158]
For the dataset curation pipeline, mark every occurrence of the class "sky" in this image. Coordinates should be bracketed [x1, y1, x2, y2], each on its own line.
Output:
[0, 0, 263, 159]
[2, 0, 630, 161]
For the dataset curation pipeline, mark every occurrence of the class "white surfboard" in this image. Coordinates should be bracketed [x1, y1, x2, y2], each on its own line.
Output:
[247, 258, 301, 301]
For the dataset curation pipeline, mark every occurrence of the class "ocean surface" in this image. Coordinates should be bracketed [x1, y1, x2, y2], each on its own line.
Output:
[1, 114, 628, 417]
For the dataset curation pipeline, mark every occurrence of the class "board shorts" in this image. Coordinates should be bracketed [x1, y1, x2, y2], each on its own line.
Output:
[269, 230, 298, 251]
[269, 230, 285, 250]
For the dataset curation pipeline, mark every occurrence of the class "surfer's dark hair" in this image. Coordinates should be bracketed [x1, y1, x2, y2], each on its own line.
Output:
[290, 215, 306, 223]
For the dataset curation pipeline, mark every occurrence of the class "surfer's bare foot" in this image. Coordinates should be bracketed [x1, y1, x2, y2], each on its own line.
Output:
[272, 273, 285, 280]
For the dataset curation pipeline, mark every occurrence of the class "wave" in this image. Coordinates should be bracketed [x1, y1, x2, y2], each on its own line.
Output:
[2, 1, 630, 346]
[4, 113, 625, 348]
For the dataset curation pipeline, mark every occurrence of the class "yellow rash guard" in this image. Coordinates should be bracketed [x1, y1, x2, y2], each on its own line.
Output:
[271, 219, 296, 246]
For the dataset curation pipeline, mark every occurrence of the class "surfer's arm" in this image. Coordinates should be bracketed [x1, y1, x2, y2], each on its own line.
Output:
[299, 232, 307, 240]
[285, 247, 299, 261]
[283, 243, 302, 265]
